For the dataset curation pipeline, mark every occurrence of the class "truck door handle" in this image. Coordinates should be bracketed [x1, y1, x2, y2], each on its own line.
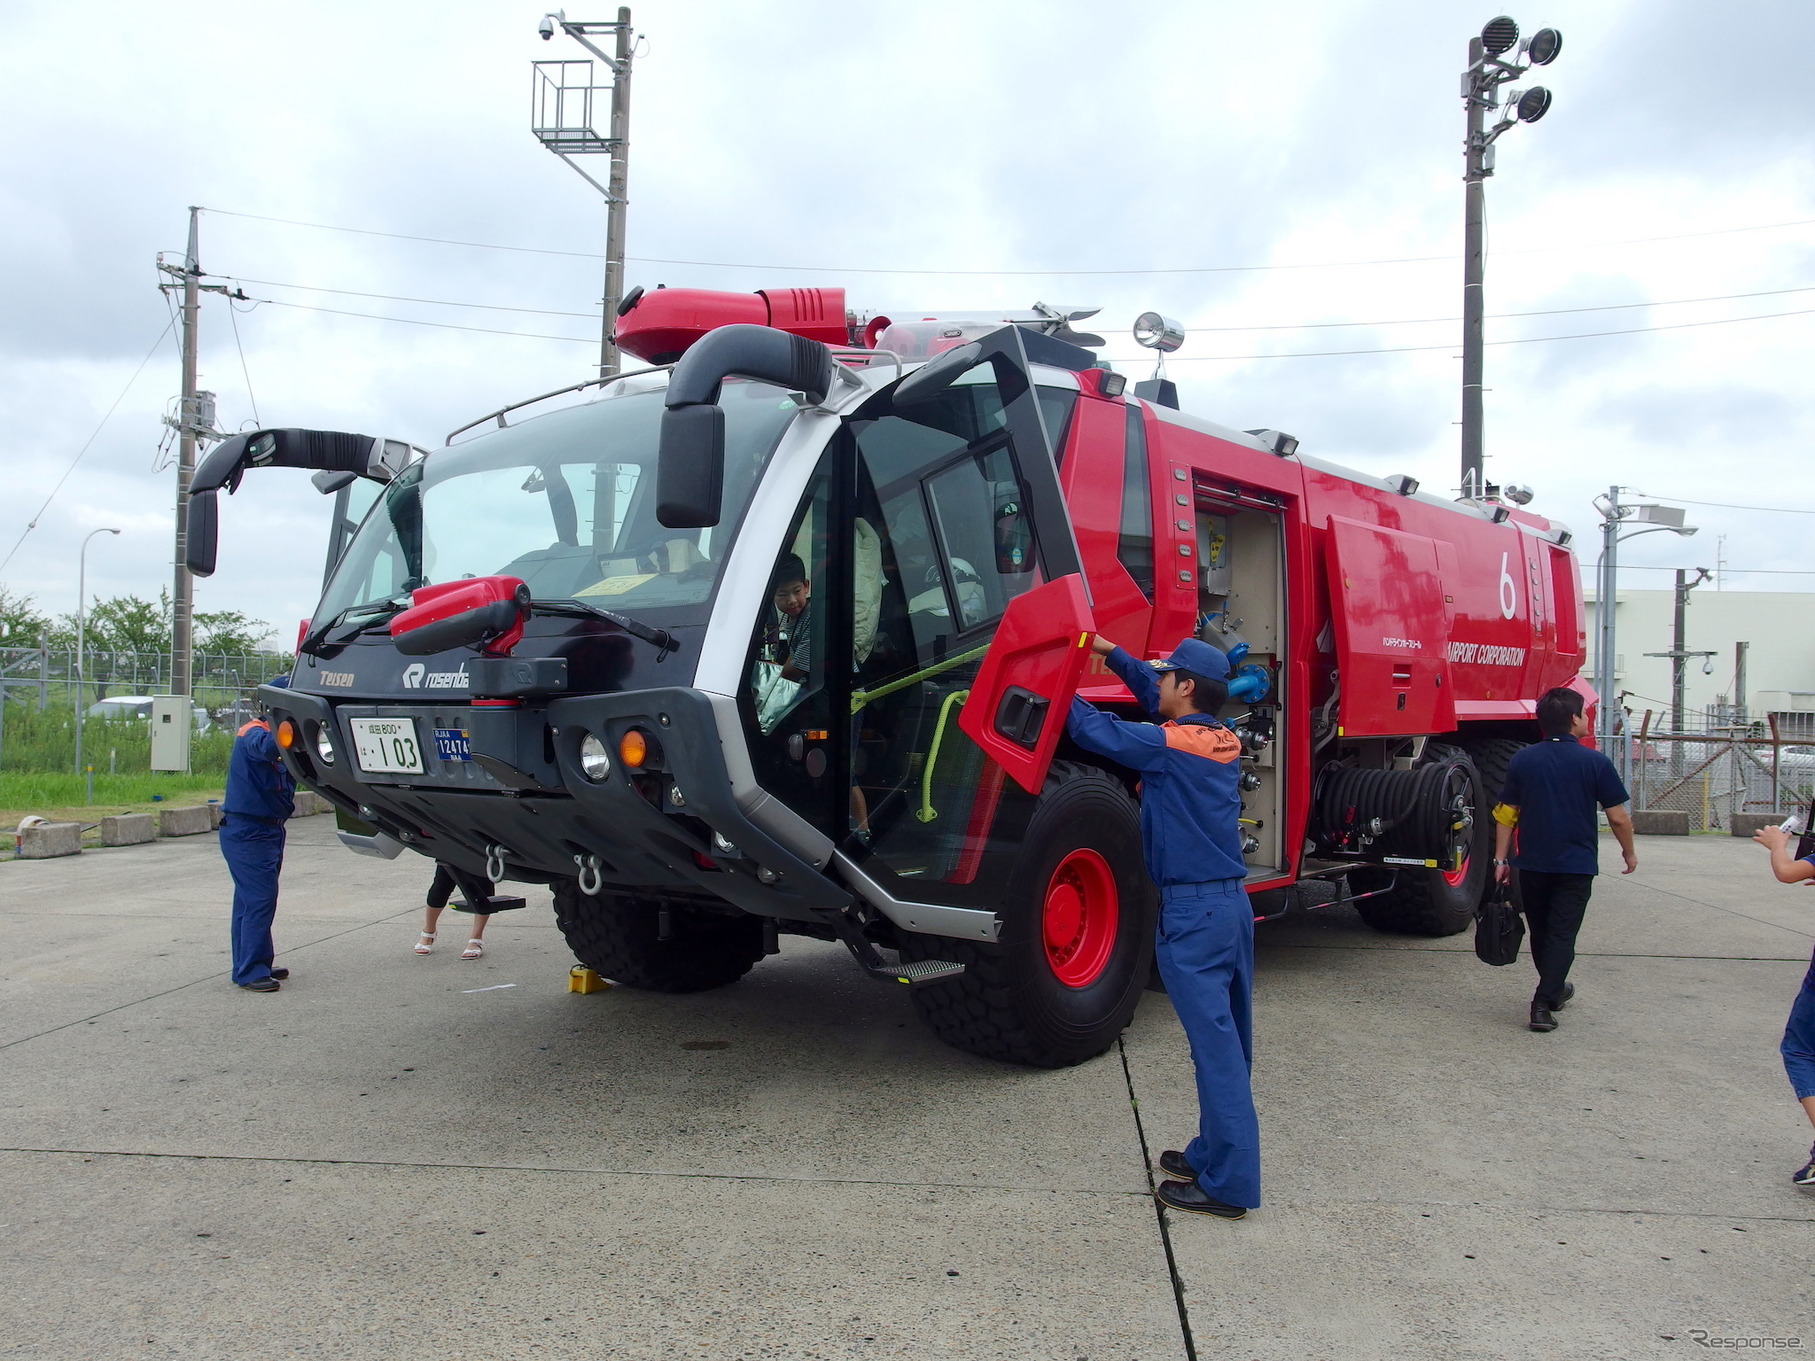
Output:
[994, 687, 1049, 750]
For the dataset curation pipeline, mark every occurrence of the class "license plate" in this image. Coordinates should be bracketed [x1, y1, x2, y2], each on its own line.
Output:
[434, 728, 472, 762]
[350, 717, 425, 774]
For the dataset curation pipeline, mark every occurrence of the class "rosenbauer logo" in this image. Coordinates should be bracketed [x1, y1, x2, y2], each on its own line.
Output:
[401, 663, 468, 690]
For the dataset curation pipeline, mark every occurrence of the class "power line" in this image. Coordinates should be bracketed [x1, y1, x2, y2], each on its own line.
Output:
[1182, 284, 1815, 333]
[249, 297, 592, 344]
[201, 205, 1815, 279]
[0, 316, 179, 577]
[225, 275, 600, 318]
[1115, 305, 1815, 362]
[227, 298, 260, 427]
[1632, 494, 1815, 517]
[1618, 564, 1815, 575]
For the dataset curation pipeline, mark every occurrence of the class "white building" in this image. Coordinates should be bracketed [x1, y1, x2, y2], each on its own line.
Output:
[1583, 588, 1815, 735]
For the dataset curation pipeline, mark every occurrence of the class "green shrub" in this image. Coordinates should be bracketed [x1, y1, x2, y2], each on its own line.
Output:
[0, 704, 233, 776]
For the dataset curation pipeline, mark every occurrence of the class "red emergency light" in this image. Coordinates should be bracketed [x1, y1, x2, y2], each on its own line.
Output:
[390, 576, 531, 658]
[615, 286, 849, 363]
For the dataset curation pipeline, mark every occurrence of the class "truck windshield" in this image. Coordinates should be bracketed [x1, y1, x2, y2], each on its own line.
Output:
[315, 379, 798, 621]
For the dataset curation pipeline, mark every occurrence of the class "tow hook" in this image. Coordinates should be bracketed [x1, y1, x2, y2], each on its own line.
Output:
[572, 853, 604, 896]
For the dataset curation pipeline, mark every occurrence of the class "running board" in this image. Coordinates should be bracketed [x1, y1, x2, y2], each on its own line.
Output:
[832, 922, 966, 986]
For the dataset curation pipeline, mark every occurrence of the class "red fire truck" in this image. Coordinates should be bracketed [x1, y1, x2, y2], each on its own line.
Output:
[186, 286, 1587, 1067]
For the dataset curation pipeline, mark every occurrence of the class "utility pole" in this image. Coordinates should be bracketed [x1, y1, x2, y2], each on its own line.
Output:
[1734, 640, 1749, 725]
[533, 8, 637, 379]
[1643, 566, 1714, 774]
[154, 208, 235, 706]
[1458, 17, 1561, 498]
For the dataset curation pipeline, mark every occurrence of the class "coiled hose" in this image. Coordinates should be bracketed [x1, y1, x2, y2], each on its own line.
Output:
[1313, 755, 1477, 867]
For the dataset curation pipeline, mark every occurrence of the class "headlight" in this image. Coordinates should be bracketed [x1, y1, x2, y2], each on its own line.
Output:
[579, 733, 612, 781]
[314, 723, 337, 766]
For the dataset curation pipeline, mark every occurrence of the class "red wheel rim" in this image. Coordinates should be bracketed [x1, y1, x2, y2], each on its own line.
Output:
[1042, 849, 1119, 988]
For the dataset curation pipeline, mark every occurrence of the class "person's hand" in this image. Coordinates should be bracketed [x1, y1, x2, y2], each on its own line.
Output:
[1493, 860, 1511, 886]
[1089, 633, 1117, 657]
[1621, 847, 1639, 875]
[1753, 824, 1791, 852]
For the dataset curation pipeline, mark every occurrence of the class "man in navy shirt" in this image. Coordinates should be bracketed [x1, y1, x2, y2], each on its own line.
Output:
[1067, 635, 1256, 1219]
[1492, 687, 1637, 1032]
[220, 676, 297, 992]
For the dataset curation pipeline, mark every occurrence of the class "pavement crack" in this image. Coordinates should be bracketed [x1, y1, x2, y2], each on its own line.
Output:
[1116, 1035, 1198, 1361]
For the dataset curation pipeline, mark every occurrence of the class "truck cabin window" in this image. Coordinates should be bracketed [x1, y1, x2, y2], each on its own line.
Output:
[315, 380, 797, 622]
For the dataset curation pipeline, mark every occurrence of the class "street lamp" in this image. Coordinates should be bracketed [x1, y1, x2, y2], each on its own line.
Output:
[1592, 490, 1696, 773]
[74, 527, 122, 795]
[1460, 15, 1562, 499]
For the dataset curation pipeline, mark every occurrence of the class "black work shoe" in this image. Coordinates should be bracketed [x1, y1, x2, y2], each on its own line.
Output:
[1529, 1003, 1557, 1032]
[1156, 1179, 1246, 1219]
[1793, 1143, 1815, 1190]
[1549, 982, 1576, 1011]
[1158, 1149, 1195, 1182]
[239, 978, 281, 993]
[268, 968, 290, 981]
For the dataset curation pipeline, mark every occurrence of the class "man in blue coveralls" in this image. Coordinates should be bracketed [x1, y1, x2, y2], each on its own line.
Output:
[1067, 634, 1258, 1220]
[221, 676, 296, 993]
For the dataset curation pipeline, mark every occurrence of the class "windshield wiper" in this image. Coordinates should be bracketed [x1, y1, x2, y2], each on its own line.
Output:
[533, 600, 678, 656]
[300, 594, 412, 656]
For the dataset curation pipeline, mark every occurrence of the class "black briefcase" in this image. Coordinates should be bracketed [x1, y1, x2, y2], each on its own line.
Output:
[1474, 882, 1524, 967]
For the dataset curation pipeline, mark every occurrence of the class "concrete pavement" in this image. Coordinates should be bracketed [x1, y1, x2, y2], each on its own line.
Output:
[1, 822, 1810, 1358]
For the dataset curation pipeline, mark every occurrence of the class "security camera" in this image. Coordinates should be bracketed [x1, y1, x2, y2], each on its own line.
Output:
[538, 14, 556, 39]
[1702, 657, 1715, 676]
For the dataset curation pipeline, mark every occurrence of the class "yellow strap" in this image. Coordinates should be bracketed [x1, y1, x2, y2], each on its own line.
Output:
[1492, 803, 1520, 828]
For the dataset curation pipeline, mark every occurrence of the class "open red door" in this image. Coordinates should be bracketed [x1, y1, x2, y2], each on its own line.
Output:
[958, 573, 1095, 794]
[1324, 515, 1455, 737]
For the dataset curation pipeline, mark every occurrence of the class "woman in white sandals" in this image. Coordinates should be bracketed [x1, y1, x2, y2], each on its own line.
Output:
[414, 864, 493, 959]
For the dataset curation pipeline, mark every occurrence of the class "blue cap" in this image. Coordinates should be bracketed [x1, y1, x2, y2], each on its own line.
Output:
[266, 675, 291, 690]
[1149, 638, 1231, 681]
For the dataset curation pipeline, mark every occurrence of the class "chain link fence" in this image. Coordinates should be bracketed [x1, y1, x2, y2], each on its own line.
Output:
[1618, 706, 1814, 832]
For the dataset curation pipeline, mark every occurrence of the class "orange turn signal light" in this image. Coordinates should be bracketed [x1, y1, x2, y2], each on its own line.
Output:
[275, 720, 297, 750]
[618, 729, 648, 769]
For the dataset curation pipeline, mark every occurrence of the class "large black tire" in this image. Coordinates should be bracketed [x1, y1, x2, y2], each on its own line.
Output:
[552, 884, 765, 992]
[1353, 747, 1490, 937]
[900, 762, 1155, 1068]
[1461, 737, 1530, 912]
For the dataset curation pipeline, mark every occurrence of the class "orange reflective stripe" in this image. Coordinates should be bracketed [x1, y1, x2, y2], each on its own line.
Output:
[237, 719, 271, 737]
[1161, 722, 1242, 764]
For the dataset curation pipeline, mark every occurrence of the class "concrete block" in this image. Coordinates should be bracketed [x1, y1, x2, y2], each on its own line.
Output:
[290, 791, 323, 818]
[19, 822, 82, 859]
[100, 814, 156, 847]
[208, 804, 224, 830]
[1631, 809, 1690, 836]
[158, 805, 214, 838]
[1729, 812, 1781, 837]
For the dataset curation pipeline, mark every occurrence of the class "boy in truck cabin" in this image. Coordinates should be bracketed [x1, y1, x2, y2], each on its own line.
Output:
[1066, 634, 1258, 1220]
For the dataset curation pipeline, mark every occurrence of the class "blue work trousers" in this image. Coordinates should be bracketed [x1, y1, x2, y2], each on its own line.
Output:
[221, 815, 286, 986]
[1784, 947, 1815, 1101]
[1155, 879, 1261, 1209]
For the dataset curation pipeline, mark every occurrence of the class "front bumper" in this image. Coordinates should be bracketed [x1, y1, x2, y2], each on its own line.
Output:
[265, 685, 850, 922]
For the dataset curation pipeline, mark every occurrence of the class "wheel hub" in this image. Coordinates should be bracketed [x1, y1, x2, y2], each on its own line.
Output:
[1041, 849, 1119, 988]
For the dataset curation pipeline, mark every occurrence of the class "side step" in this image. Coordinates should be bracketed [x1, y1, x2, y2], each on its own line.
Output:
[833, 922, 966, 986]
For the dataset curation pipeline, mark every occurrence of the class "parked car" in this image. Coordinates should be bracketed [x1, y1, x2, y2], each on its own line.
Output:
[85, 696, 211, 732]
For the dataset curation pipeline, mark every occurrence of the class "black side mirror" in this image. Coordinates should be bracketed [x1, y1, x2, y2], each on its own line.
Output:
[186, 490, 219, 576]
[312, 469, 359, 494]
[657, 325, 833, 528]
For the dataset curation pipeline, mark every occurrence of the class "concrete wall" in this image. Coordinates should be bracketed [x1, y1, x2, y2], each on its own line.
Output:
[1582, 588, 1815, 724]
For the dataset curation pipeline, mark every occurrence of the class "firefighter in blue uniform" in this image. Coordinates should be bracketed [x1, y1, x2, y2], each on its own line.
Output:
[221, 676, 296, 993]
[1067, 636, 1259, 1219]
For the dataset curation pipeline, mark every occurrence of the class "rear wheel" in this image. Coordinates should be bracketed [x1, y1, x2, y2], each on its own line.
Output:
[552, 884, 765, 992]
[1353, 747, 1489, 937]
[901, 762, 1155, 1068]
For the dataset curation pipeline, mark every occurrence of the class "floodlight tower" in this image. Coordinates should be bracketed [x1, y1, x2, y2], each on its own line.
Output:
[1460, 16, 1561, 499]
[533, 8, 636, 379]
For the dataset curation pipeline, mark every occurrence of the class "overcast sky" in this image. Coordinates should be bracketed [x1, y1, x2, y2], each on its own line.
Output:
[2, 0, 1811, 648]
